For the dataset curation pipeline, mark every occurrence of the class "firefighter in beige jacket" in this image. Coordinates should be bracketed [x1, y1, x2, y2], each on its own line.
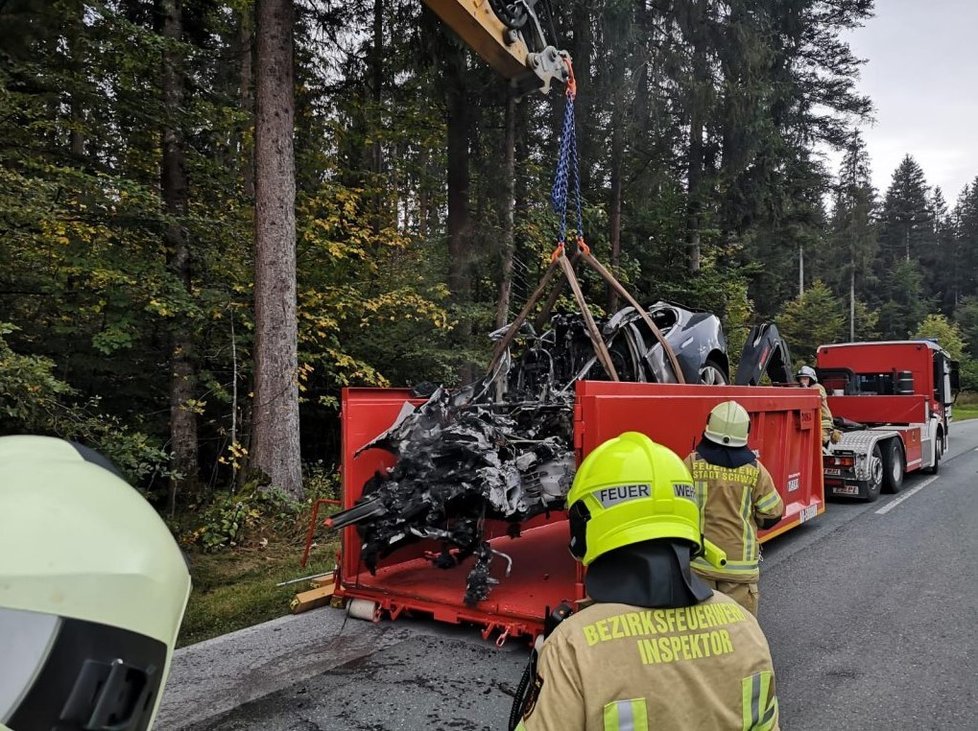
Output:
[685, 401, 785, 616]
[798, 365, 834, 445]
[516, 432, 779, 731]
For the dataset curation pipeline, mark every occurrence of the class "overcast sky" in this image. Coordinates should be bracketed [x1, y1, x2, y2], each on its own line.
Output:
[836, 0, 978, 202]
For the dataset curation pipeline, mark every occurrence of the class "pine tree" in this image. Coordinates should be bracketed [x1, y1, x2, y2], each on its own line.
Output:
[927, 186, 954, 312]
[951, 181, 978, 304]
[877, 156, 934, 268]
[828, 131, 878, 339]
[955, 297, 978, 360]
[878, 260, 932, 339]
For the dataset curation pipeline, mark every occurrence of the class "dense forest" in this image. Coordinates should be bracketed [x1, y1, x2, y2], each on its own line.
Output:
[3, 0, 978, 518]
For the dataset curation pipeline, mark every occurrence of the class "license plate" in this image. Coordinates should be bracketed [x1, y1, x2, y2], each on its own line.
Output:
[824, 468, 842, 476]
[831, 485, 860, 496]
[799, 504, 818, 522]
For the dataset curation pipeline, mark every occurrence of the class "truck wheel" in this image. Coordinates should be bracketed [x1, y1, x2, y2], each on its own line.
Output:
[865, 444, 883, 501]
[926, 430, 943, 474]
[881, 440, 906, 493]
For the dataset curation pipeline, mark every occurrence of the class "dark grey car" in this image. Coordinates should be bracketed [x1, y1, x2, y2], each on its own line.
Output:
[496, 301, 729, 400]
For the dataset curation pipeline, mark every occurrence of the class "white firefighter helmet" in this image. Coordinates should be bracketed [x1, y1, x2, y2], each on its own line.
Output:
[797, 365, 818, 383]
[703, 400, 751, 448]
[0, 435, 191, 730]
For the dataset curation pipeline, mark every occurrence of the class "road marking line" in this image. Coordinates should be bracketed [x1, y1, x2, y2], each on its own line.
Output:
[875, 476, 939, 515]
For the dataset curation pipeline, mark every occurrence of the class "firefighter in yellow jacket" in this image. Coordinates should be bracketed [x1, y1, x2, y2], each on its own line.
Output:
[797, 365, 833, 446]
[516, 432, 779, 731]
[685, 401, 784, 616]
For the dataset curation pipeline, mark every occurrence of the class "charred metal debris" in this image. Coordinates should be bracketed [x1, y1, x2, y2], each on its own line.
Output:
[328, 303, 727, 605]
[330, 381, 575, 606]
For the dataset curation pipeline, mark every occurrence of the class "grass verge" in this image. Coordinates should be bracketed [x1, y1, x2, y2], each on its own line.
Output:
[178, 539, 337, 648]
[954, 391, 978, 422]
[954, 405, 978, 422]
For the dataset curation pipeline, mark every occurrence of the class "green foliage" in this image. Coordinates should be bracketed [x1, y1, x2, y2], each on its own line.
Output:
[186, 481, 298, 552]
[185, 460, 343, 552]
[877, 260, 932, 340]
[0, 324, 170, 485]
[776, 281, 846, 365]
[853, 301, 880, 341]
[955, 297, 978, 360]
[914, 315, 967, 361]
[959, 361, 978, 394]
[0, 323, 74, 429]
[302, 461, 342, 503]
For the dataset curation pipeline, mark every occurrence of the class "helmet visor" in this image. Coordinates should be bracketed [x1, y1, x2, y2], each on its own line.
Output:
[0, 607, 61, 724]
[0, 608, 167, 730]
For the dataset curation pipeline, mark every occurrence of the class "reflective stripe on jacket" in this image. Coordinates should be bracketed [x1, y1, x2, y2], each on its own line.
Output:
[515, 592, 779, 731]
[684, 453, 784, 583]
[815, 383, 833, 431]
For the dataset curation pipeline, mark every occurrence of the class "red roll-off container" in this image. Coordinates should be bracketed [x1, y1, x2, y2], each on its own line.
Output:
[334, 381, 823, 641]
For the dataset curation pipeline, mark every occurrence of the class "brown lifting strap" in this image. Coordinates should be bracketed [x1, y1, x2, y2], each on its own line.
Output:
[487, 241, 686, 385]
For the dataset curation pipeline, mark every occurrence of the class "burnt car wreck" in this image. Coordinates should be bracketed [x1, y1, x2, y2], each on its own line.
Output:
[327, 302, 733, 605]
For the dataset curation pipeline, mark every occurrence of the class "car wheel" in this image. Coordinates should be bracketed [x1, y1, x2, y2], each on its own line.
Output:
[881, 439, 905, 493]
[864, 444, 883, 502]
[699, 359, 728, 386]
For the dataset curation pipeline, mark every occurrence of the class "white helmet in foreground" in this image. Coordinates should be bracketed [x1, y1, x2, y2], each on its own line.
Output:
[0, 436, 191, 730]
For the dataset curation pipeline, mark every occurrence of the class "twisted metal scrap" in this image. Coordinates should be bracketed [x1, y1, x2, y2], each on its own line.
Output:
[352, 384, 574, 605]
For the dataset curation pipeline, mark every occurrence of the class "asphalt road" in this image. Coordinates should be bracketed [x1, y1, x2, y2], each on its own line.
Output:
[166, 419, 978, 731]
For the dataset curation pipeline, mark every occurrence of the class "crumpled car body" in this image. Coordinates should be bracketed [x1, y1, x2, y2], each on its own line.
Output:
[329, 302, 729, 605]
[498, 301, 728, 401]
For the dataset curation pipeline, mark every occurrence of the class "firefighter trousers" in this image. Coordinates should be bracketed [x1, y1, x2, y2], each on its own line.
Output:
[701, 578, 759, 616]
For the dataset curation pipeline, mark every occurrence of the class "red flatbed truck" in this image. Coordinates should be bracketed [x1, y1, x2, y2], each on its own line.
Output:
[332, 381, 823, 642]
[817, 340, 959, 501]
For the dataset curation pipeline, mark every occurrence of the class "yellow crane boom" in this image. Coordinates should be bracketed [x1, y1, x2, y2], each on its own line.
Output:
[422, 0, 568, 93]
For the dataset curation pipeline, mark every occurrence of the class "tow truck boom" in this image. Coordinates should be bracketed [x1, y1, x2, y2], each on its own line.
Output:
[423, 0, 569, 93]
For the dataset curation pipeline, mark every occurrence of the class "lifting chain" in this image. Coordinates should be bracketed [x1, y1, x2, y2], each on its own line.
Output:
[550, 57, 584, 256]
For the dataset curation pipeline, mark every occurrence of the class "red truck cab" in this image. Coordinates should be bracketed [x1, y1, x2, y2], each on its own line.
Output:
[816, 341, 959, 500]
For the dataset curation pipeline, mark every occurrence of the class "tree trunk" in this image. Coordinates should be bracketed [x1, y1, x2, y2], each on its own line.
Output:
[445, 47, 473, 381]
[67, 0, 85, 159]
[239, 4, 255, 199]
[417, 148, 430, 239]
[684, 0, 708, 274]
[162, 0, 199, 506]
[607, 88, 624, 312]
[495, 91, 517, 329]
[686, 101, 705, 274]
[798, 245, 804, 297]
[850, 263, 856, 341]
[571, 0, 593, 194]
[446, 70, 471, 301]
[253, 0, 302, 498]
[371, 0, 384, 175]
